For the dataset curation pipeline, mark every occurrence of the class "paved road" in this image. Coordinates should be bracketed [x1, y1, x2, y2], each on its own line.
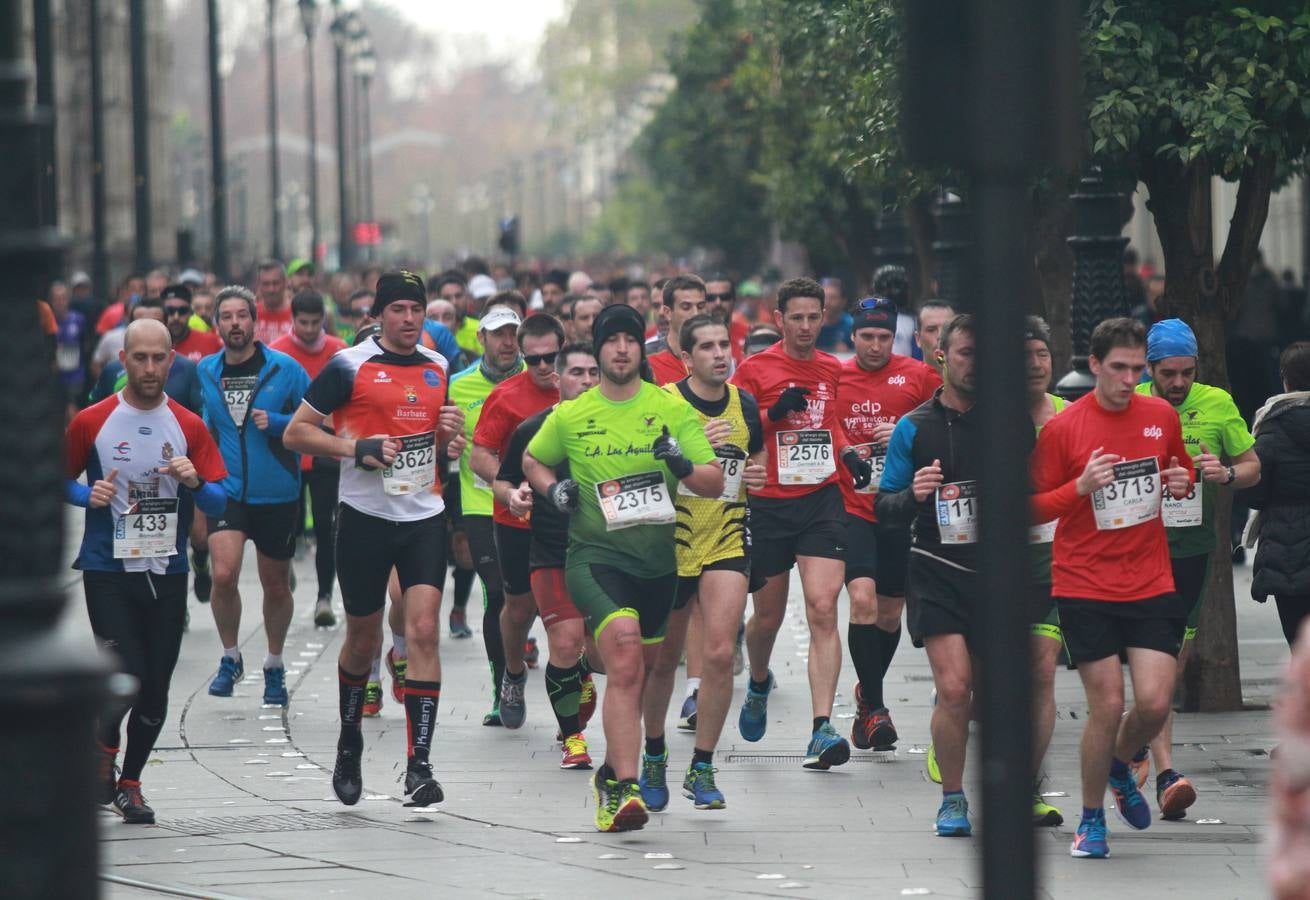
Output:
[62, 524, 1280, 899]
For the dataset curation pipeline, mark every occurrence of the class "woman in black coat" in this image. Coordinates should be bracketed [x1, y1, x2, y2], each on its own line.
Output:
[1245, 341, 1310, 646]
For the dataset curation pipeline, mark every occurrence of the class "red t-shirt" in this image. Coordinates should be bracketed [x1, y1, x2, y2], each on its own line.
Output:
[1030, 391, 1192, 602]
[174, 328, 223, 362]
[271, 332, 349, 470]
[96, 302, 126, 335]
[647, 349, 688, 386]
[255, 303, 294, 346]
[729, 313, 751, 362]
[837, 354, 941, 521]
[730, 341, 846, 499]
[473, 369, 560, 528]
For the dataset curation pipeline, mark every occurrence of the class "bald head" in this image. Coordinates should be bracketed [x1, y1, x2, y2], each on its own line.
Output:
[123, 318, 173, 353]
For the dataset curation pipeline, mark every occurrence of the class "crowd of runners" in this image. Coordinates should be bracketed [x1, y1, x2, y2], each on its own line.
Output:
[60, 258, 1265, 859]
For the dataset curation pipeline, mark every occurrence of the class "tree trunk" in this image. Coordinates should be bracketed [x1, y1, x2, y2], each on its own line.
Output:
[1143, 151, 1277, 712]
[906, 192, 936, 305]
[1033, 188, 1073, 377]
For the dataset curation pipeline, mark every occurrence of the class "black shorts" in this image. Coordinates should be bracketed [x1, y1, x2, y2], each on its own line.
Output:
[1028, 581, 1062, 641]
[1170, 553, 1212, 639]
[1055, 594, 1187, 665]
[493, 521, 532, 595]
[462, 514, 503, 597]
[751, 483, 846, 578]
[335, 504, 448, 617]
[675, 556, 750, 608]
[566, 561, 678, 643]
[905, 550, 977, 651]
[842, 513, 911, 595]
[208, 498, 299, 561]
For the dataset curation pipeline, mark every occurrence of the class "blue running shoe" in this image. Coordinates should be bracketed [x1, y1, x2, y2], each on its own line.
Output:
[639, 749, 669, 811]
[682, 762, 725, 810]
[803, 721, 851, 770]
[1070, 810, 1110, 858]
[1108, 767, 1152, 830]
[738, 670, 774, 742]
[208, 655, 244, 697]
[263, 666, 289, 706]
[935, 793, 972, 837]
[676, 690, 697, 731]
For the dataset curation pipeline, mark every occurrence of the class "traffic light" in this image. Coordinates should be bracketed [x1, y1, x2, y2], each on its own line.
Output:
[497, 216, 519, 256]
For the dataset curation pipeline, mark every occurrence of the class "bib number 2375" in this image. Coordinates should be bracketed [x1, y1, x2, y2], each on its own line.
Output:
[597, 471, 675, 531]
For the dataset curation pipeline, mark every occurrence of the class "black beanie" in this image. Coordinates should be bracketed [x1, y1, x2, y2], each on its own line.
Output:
[591, 303, 647, 358]
[851, 298, 898, 334]
[371, 270, 427, 316]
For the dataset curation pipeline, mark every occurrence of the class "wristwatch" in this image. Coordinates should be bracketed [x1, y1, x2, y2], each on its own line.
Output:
[1225, 465, 1236, 485]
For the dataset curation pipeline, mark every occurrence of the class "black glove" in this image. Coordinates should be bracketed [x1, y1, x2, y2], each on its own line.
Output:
[653, 425, 693, 479]
[768, 386, 811, 422]
[843, 448, 873, 490]
[547, 479, 579, 513]
[355, 437, 386, 471]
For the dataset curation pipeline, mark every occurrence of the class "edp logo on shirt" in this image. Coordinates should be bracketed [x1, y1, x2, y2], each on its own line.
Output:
[1142, 426, 1163, 440]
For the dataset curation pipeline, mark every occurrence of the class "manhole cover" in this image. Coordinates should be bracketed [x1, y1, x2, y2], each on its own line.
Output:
[160, 812, 376, 836]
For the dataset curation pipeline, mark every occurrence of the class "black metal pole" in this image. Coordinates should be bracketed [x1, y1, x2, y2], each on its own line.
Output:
[305, 27, 320, 263]
[267, 0, 283, 260]
[33, 0, 55, 227]
[0, 1, 108, 895]
[207, 0, 230, 280]
[350, 70, 364, 262]
[332, 3, 352, 269]
[129, 0, 151, 273]
[361, 74, 373, 230]
[89, 0, 108, 296]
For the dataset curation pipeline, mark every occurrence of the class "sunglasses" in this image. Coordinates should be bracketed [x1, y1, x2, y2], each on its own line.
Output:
[706, 292, 734, 302]
[524, 351, 559, 367]
[164, 305, 192, 317]
[859, 298, 895, 310]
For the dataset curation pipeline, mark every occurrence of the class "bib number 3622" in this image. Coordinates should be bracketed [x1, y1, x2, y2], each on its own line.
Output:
[382, 432, 436, 496]
[113, 498, 179, 558]
[936, 480, 978, 544]
[776, 429, 834, 485]
[597, 471, 675, 531]
[1091, 456, 1160, 530]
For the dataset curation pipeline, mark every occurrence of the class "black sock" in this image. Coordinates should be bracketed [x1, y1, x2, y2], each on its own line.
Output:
[876, 624, 902, 680]
[848, 623, 884, 706]
[545, 662, 582, 737]
[749, 674, 771, 693]
[1156, 768, 1178, 789]
[121, 711, 165, 782]
[338, 665, 368, 730]
[482, 588, 506, 704]
[192, 546, 208, 567]
[645, 735, 666, 758]
[692, 748, 714, 766]
[453, 566, 473, 610]
[405, 679, 441, 764]
[598, 763, 616, 781]
[813, 716, 830, 733]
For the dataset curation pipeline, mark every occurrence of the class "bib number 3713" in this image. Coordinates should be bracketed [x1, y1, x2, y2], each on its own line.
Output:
[113, 498, 179, 558]
[597, 471, 675, 531]
[382, 432, 436, 495]
[1091, 456, 1160, 530]
[776, 429, 834, 485]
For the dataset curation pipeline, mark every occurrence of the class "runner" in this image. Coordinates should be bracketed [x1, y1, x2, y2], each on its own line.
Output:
[837, 299, 940, 753]
[915, 300, 956, 376]
[730, 277, 872, 770]
[197, 286, 310, 707]
[647, 275, 708, 386]
[448, 304, 526, 724]
[1131, 318, 1259, 819]
[639, 314, 767, 812]
[253, 260, 294, 346]
[522, 304, 722, 832]
[494, 342, 602, 767]
[471, 313, 567, 728]
[161, 283, 222, 362]
[284, 270, 465, 808]
[875, 313, 990, 836]
[1028, 317, 1193, 860]
[65, 319, 228, 823]
[703, 273, 751, 362]
[269, 290, 349, 628]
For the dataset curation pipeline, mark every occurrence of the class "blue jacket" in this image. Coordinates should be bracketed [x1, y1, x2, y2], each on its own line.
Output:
[198, 343, 309, 504]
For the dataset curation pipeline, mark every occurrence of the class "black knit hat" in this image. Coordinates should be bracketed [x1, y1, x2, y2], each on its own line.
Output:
[591, 303, 647, 358]
[371, 270, 427, 316]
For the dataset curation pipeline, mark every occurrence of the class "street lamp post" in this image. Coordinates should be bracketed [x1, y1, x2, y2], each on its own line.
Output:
[354, 43, 376, 258]
[298, 0, 321, 264]
[129, 0, 151, 272]
[207, 0, 230, 280]
[267, 0, 283, 260]
[330, 4, 356, 268]
[931, 192, 970, 309]
[89, 0, 109, 295]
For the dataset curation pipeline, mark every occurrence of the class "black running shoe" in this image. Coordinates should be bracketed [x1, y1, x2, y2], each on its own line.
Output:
[112, 780, 155, 824]
[403, 760, 444, 807]
[332, 734, 363, 806]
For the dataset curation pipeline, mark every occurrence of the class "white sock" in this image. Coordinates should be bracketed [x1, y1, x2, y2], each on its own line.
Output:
[264, 653, 282, 670]
[685, 677, 701, 697]
[392, 633, 407, 658]
[370, 654, 382, 681]
[223, 646, 240, 662]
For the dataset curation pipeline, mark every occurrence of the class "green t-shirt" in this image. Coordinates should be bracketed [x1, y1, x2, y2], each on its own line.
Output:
[455, 316, 482, 356]
[1136, 380, 1255, 558]
[1029, 393, 1067, 585]
[449, 359, 525, 517]
[526, 381, 715, 576]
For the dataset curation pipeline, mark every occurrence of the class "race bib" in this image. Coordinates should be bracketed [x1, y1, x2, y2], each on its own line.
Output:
[776, 429, 835, 485]
[221, 375, 258, 427]
[596, 471, 675, 531]
[113, 498, 179, 558]
[936, 480, 978, 544]
[1162, 468, 1202, 528]
[382, 432, 437, 496]
[680, 445, 746, 502]
[1029, 519, 1058, 544]
[56, 343, 81, 372]
[849, 442, 887, 495]
[1091, 456, 1160, 531]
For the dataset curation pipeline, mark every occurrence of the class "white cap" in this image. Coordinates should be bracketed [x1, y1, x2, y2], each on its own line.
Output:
[70, 271, 92, 287]
[468, 273, 497, 300]
[478, 306, 522, 334]
[179, 268, 205, 286]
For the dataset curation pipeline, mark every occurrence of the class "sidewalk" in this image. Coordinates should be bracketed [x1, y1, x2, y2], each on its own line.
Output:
[67, 525, 1279, 899]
